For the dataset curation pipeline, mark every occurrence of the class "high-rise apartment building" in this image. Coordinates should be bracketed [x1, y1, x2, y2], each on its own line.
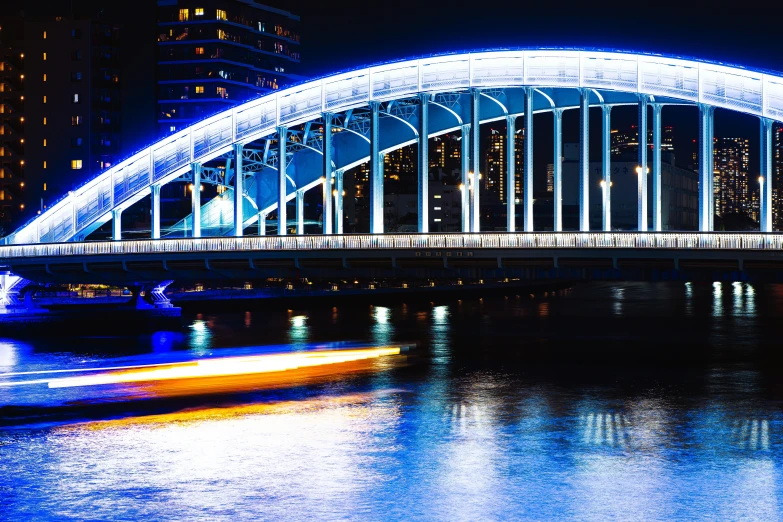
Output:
[612, 124, 674, 159]
[484, 126, 523, 204]
[0, 12, 124, 229]
[713, 137, 749, 217]
[431, 134, 461, 174]
[157, 0, 302, 136]
[773, 125, 783, 229]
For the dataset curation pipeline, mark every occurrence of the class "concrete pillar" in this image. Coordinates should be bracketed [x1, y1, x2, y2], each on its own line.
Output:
[369, 101, 383, 234]
[258, 212, 266, 236]
[151, 184, 160, 239]
[523, 87, 534, 232]
[233, 142, 244, 237]
[601, 105, 612, 232]
[652, 104, 663, 232]
[579, 89, 590, 232]
[191, 161, 201, 238]
[470, 89, 481, 232]
[277, 126, 288, 235]
[761, 118, 774, 232]
[638, 95, 649, 232]
[322, 175, 332, 235]
[296, 189, 304, 235]
[418, 94, 429, 233]
[698, 104, 714, 232]
[322, 113, 333, 235]
[112, 208, 122, 241]
[461, 123, 470, 233]
[553, 108, 563, 232]
[335, 169, 344, 234]
[506, 114, 516, 232]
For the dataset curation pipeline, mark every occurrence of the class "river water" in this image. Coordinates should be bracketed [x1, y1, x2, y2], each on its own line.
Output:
[1, 281, 782, 520]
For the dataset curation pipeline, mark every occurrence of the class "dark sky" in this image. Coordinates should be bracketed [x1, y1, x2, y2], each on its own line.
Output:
[299, 2, 780, 176]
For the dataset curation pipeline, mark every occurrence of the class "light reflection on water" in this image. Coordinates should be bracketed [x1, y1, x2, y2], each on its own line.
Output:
[1, 282, 783, 520]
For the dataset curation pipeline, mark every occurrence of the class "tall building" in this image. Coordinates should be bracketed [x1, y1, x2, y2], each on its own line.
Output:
[484, 126, 524, 204]
[773, 125, 783, 229]
[156, 0, 302, 136]
[431, 133, 461, 173]
[0, 10, 126, 229]
[713, 137, 749, 217]
[612, 124, 674, 160]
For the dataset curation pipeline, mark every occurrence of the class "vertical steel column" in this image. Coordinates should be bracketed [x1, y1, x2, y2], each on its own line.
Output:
[233, 143, 244, 237]
[418, 94, 429, 233]
[761, 118, 774, 232]
[601, 105, 612, 232]
[335, 169, 344, 234]
[470, 89, 481, 232]
[523, 87, 534, 232]
[652, 104, 663, 231]
[578, 89, 590, 231]
[277, 126, 288, 235]
[369, 101, 383, 234]
[151, 184, 161, 239]
[112, 208, 122, 241]
[460, 123, 470, 233]
[698, 105, 714, 232]
[553, 108, 564, 232]
[506, 115, 516, 232]
[322, 113, 333, 235]
[296, 190, 304, 235]
[637, 95, 649, 232]
[258, 212, 266, 236]
[191, 161, 201, 238]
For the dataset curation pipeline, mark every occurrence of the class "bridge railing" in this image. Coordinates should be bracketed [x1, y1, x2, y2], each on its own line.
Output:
[2, 233, 783, 260]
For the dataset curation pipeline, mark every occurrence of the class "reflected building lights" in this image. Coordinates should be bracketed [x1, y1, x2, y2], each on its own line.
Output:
[713, 282, 723, 318]
[288, 314, 310, 347]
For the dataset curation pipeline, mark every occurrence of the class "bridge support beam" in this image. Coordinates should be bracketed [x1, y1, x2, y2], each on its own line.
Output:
[258, 211, 266, 236]
[652, 104, 663, 232]
[461, 124, 470, 233]
[191, 162, 201, 238]
[698, 104, 714, 232]
[601, 105, 612, 232]
[369, 101, 383, 234]
[112, 208, 122, 241]
[579, 89, 590, 231]
[506, 114, 516, 232]
[418, 94, 429, 233]
[553, 108, 563, 232]
[471, 89, 481, 232]
[151, 184, 161, 239]
[277, 126, 288, 236]
[322, 176, 332, 235]
[335, 169, 344, 234]
[523, 88, 534, 232]
[761, 117, 774, 232]
[638, 95, 649, 232]
[322, 113, 333, 235]
[296, 189, 305, 235]
[233, 143, 244, 237]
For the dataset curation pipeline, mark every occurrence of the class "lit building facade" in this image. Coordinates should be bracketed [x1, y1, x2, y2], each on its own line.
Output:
[157, 0, 301, 136]
[0, 19, 25, 231]
[774, 125, 783, 229]
[612, 124, 674, 160]
[484, 125, 524, 204]
[713, 137, 749, 217]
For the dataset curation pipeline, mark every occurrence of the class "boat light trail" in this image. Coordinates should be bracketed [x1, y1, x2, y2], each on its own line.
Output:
[46, 346, 404, 389]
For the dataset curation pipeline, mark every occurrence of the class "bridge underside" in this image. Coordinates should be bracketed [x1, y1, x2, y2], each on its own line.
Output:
[8, 247, 783, 284]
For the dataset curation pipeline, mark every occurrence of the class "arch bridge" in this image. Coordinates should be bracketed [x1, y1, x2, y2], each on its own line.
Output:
[3, 48, 783, 305]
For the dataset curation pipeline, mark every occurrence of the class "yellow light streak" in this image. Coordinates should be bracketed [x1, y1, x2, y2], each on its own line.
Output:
[47, 347, 402, 389]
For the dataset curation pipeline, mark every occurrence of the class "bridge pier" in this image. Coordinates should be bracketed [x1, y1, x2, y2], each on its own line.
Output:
[234, 143, 244, 237]
[335, 169, 344, 234]
[523, 87, 534, 232]
[760, 118, 774, 232]
[418, 93, 429, 233]
[698, 104, 715, 232]
[652, 104, 663, 232]
[369, 101, 383, 234]
[553, 108, 563, 232]
[151, 184, 161, 239]
[258, 211, 267, 236]
[322, 176, 332, 235]
[277, 126, 288, 236]
[506, 114, 516, 232]
[461, 123, 470, 233]
[638, 94, 649, 232]
[579, 88, 590, 232]
[191, 161, 202, 238]
[112, 208, 123, 241]
[296, 189, 305, 235]
[129, 280, 175, 309]
[323, 113, 334, 235]
[601, 105, 612, 232]
[470, 89, 481, 233]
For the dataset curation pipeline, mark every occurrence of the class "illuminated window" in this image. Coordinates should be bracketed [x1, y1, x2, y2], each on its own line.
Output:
[434, 194, 442, 199]
[43, 95, 47, 103]
[434, 207, 441, 210]
[43, 73, 47, 81]
[71, 159, 82, 170]
[195, 85, 204, 94]
[43, 31, 47, 39]
[71, 116, 82, 125]
[217, 9, 227, 20]
[195, 47, 204, 55]
[217, 29, 226, 40]
[43, 52, 47, 61]
[43, 117, 47, 125]
[72, 94, 79, 103]
[178, 9, 189, 21]
[43, 139, 47, 147]
[216, 86, 227, 98]
[43, 161, 47, 169]
[195, 8, 204, 16]
[44, 183, 47, 191]
[434, 218, 442, 222]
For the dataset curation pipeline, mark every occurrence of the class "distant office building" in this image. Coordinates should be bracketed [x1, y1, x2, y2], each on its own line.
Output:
[484, 125, 523, 203]
[612, 124, 674, 160]
[713, 137, 749, 217]
[774, 125, 783, 229]
[431, 133, 461, 173]
[156, 0, 302, 136]
[0, 12, 125, 229]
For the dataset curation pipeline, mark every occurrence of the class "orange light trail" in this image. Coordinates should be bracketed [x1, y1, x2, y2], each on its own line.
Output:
[46, 346, 404, 389]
